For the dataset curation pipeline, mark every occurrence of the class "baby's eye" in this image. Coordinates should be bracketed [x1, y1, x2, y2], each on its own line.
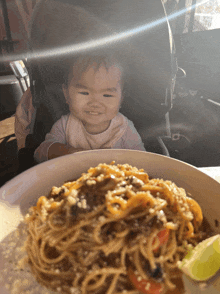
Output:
[79, 91, 89, 95]
[103, 94, 113, 98]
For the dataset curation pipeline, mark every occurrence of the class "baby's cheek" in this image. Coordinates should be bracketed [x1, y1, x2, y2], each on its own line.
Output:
[107, 105, 120, 114]
[106, 98, 121, 108]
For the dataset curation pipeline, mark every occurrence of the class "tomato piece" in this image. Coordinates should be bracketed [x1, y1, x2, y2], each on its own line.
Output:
[153, 228, 169, 252]
[128, 268, 164, 294]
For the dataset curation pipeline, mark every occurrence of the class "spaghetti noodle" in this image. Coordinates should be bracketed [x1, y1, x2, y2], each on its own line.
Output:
[24, 162, 209, 294]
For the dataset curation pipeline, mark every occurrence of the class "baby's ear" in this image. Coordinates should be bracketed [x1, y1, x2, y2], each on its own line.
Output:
[62, 84, 69, 104]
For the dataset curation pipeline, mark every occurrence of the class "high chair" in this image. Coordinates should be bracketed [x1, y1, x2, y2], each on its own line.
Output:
[15, 0, 178, 172]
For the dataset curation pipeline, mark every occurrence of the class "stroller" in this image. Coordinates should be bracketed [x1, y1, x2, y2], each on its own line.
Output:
[15, 0, 178, 172]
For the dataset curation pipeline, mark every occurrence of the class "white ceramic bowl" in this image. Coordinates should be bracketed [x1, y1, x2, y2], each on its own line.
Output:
[0, 150, 220, 293]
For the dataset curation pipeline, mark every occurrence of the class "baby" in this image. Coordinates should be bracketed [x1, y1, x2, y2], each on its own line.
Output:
[34, 55, 146, 162]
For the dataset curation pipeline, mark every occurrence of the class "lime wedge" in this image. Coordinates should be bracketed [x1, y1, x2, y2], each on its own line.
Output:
[178, 235, 220, 281]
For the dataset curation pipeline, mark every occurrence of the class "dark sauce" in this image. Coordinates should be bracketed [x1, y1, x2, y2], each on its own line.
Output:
[144, 261, 164, 282]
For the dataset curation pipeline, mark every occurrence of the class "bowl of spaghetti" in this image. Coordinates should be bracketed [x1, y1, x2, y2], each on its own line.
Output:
[0, 149, 220, 294]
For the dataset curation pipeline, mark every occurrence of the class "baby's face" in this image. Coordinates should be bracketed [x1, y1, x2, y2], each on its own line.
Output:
[63, 63, 122, 134]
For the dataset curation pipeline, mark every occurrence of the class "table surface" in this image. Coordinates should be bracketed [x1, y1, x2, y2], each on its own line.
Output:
[198, 166, 220, 183]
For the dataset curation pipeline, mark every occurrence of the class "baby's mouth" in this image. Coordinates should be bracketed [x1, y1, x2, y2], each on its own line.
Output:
[86, 111, 102, 115]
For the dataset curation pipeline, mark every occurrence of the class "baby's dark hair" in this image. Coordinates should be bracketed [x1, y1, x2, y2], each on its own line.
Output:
[62, 53, 124, 88]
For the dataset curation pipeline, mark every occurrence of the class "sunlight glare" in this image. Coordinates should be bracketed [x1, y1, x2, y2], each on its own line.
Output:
[0, 0, 209, 64]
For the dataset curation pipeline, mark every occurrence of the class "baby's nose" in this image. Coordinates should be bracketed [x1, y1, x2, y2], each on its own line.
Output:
[88, 94, 101, 105]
